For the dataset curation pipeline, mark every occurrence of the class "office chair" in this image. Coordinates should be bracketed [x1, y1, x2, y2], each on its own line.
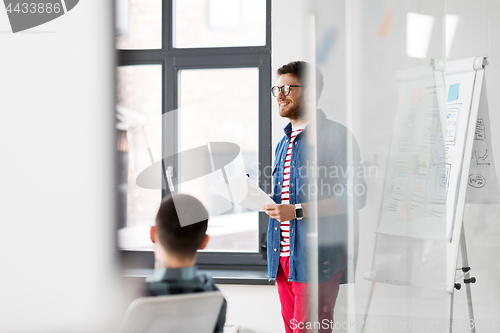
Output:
[121, 291, 224, 333]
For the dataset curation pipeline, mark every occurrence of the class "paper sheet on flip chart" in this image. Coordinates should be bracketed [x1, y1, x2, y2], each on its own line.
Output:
[211, 174, 275, 211]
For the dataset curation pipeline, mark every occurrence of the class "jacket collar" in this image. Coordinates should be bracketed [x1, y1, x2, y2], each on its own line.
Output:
[283, 109, 327, 136]
[145, 266, 198, 282]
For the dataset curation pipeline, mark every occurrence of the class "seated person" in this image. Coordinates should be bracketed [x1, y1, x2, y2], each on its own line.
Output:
[146, 194, 226, 333]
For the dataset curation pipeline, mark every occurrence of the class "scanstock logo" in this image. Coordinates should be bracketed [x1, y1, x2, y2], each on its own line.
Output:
[3, 0, 79, 33]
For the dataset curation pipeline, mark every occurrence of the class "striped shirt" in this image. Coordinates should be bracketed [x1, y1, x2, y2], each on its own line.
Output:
[280, 123, 307, 256]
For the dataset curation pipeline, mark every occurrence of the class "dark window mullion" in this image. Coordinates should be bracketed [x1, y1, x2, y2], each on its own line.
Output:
[166, 46, 271, 57]
[118, 49, 165, 66]
[258, 54, 272, 260]
[162, 0, 176, 199]
[164, 0, 172, 51]
[171, 54, 265, 69]
[196, 253, 268, 267]
[162, 55, 177, 199]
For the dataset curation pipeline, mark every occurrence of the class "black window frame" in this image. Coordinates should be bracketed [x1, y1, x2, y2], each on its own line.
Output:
[118, 0, 272, 275]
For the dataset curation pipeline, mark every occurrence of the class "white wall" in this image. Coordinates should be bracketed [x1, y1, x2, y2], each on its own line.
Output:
[0, 2, 121, 332]
[218, 285, 283, 333]
[271, 0, 310, 149]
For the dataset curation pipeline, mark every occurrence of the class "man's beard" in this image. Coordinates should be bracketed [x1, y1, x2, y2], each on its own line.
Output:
[280, 101, 302, 120]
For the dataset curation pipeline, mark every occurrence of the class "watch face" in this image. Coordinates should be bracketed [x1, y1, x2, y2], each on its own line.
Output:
[296, 208, 304, 219]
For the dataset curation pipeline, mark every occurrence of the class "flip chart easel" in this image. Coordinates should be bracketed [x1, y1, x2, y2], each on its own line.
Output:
[361, 57, 499, 333]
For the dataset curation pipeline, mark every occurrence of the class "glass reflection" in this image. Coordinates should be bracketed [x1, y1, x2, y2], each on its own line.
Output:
[116, 0, 162, 49]
[178, 68, 260, 252]
[116, 65, 162, 249]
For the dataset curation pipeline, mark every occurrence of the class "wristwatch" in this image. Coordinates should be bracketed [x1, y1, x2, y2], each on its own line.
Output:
[295, 203, 304, 220]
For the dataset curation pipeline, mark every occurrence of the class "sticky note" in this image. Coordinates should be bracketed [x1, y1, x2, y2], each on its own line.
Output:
[447, 83, 460, 102]
[378, 10, 393, 38]
[411, 88, 422, 104]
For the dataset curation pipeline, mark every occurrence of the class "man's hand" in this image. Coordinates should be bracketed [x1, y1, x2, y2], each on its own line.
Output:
[263, 204, 296, 222]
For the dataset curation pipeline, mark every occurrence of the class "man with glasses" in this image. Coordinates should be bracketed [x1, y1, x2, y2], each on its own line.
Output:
[263, 61, 366, 332]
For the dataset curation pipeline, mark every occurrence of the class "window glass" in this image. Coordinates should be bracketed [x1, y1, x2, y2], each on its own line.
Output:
[116, 0, 162, 49]
[116, 65, 162, 249]
[178, 67, 259, 252]
[174, 0, 266, 48]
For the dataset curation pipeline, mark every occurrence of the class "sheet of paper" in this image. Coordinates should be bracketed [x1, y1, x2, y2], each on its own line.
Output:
[464, 87, 500, 204]
[375, 65, 447, 241]
[447, 83, 460, 101]
[211, 174, 275, 211]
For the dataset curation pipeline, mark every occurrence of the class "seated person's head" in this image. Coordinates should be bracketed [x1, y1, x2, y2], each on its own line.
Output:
[150, 194, 209, 268]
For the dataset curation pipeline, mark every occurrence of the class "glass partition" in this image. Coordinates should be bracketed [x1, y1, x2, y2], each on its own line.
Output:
[273, 0, 500, 332]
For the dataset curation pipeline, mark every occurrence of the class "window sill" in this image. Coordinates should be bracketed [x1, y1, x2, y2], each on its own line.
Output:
[122, 268, 274, 285]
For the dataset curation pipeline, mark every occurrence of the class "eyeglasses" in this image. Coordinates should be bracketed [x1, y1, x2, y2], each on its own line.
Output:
[271, 85, 302, 98]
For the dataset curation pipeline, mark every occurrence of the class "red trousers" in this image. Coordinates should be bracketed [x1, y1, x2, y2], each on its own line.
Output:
[276, 256, 342, 333]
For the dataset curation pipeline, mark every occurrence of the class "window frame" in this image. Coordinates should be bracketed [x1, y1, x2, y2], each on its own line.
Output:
[118, 0, 272, 273]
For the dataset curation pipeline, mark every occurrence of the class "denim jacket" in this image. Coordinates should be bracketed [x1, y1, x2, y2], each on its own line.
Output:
[267, 109, 367, 283]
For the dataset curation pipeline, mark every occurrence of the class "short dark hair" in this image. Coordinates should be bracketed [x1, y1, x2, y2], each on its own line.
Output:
[155, 194, 209, 260]
[277, 61, 324, 101]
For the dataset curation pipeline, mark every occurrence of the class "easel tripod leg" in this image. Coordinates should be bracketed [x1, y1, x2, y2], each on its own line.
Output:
[450, 224, 477, 333]
[460, 225, 476, 333]
[449, 291, 455, 333]
[361, 281, 375, 333]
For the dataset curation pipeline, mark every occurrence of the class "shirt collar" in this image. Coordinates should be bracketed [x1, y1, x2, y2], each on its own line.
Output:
[284, 120, 308, 136]
[283, 109, 327, 136]
[292, 121, 308, 132]
[145, 266, 198, 283]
